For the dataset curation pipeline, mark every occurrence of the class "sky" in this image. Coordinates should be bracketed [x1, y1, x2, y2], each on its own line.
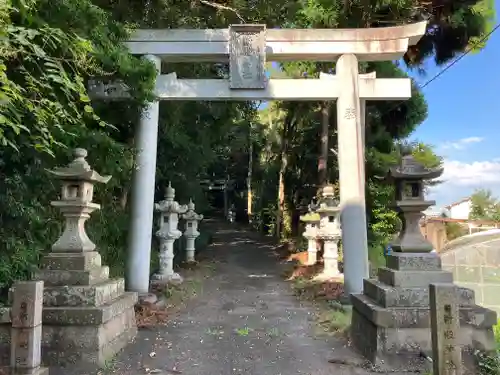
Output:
[409, 6, 500, 210]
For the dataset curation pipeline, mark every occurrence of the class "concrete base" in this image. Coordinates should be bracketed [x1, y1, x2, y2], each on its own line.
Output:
[350, 253, 497, 366]
[33, 251, 138, 368]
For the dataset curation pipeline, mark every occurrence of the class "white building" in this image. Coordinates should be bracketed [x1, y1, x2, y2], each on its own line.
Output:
[445, 198, 472, 220]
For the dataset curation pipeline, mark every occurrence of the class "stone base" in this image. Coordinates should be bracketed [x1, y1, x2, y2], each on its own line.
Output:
[41, 292, 137, 367]
[1, 366, 49, 375]
[313, 273, 343, 282]
[351, 293, 496, 365]
[151, 272, 183, 285]
[32, 248, 140, 368]
[350, 253, 498, 366]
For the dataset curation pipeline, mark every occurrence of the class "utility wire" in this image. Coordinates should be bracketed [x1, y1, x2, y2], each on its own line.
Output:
[419, 23, 500, 89]
[381, 23, 500, 117]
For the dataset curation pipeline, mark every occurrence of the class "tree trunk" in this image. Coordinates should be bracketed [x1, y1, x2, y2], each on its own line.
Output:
[276, 134, 288, 238]
[247, 128, 253, 223]
[276, 111, 296, 238]
[318, 101, 331, 189]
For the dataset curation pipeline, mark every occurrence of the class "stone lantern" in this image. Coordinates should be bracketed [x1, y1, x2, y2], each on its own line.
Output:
[389, 154, 443, 253]
[35, 148, 137, 366]
[153, 182, 188, 283]
[48, 148, 111, 252]
[228, 203, 236, 223]
[299, 205, 320, 265]
[349, 155, 498, 365]
[316, 185, 342, 278]
[182, 199, 204, 263]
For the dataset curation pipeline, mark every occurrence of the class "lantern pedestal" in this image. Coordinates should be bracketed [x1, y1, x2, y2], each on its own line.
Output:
[350, 253, 496, 367]
[152, 236, 183, 284]
[34, 149, 137, 367]
[300, 211, 320, 266]
[315, 185, 342, 279]
[350, 155, 496, 367]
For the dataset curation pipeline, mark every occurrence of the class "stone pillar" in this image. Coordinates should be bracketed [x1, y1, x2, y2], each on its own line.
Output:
[182, 199, 203, 263]
[153, 183, 187, 283]
[430, 283, 462, 375]
[10, 281, 48, 375]
[336, 54, 369, 296]
[35, 148, 137, 366]
[127, 54, 162, 294]
[360, 98, 367, 204]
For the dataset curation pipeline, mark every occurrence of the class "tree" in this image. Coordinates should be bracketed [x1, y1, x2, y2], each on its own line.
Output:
[0, 0, 495, 296]
[469, 189, 500, 221]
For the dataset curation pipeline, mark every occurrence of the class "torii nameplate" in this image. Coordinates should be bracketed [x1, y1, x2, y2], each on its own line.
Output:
[229, 24, 266, 90]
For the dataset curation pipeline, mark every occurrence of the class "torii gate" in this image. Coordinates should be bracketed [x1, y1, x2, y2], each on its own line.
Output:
[89, 22, 427, 299]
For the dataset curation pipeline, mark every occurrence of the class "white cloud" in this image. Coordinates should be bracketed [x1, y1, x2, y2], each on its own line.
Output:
[440, 160, 500, 185]
[428, 159, 500, 208]
[439, 137, 484, 150]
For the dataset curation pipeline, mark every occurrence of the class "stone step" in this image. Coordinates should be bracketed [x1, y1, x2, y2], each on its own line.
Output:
[42, 303, 136, 351]
[385, 252, 441, 271]
[42, 291, 137, 326]
[351, 293, 497, 329]
[40, 252, 102, 271]
[34, 266, 109, 286]
[377, 267, 452, 287]
[43, 279, 125, 307]
[363, 278, 475, 308]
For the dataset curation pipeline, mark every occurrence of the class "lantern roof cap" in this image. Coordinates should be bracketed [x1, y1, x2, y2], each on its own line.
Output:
[389, 155, 443, 180]
[47, 148, 111, 183]
[300, 212, 320, 222]
[165, 181, 175, 200]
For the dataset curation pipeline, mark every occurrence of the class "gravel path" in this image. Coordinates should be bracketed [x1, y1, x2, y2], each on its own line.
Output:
[108, 222, 405, 375]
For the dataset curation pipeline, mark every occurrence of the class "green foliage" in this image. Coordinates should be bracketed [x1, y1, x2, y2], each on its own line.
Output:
[475, 321, 500, 375]
[445, 222, 468, 241]
[0, 0, 495, 299]
[470, 189, 500, 222]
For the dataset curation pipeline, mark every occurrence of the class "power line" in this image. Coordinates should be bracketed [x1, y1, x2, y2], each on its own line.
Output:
[380, 22, 500, 118]
[419, 23, 500, 89]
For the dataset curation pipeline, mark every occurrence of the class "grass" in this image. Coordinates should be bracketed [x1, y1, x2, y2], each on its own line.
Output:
[290, 275, 350, 337]
[315, 308, 352, 336]
[136, 260, 215, 328]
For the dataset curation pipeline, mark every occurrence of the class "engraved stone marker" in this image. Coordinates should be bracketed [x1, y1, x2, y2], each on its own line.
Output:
[430, 283, 462, 375]
[10, 281, 45, 373]
[229, 24, 266, 89]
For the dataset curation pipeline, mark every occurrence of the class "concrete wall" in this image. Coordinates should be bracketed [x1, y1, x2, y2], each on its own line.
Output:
[441, 232, 500, 314]
[420, 220, 447, 252]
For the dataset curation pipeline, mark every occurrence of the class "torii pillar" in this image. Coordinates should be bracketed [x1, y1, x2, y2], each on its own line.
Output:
[336, 54, 370, 298]
[321, 68, 376, 297]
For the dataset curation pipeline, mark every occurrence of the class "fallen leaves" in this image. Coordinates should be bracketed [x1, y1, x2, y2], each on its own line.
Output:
[135, 303, 169, 328]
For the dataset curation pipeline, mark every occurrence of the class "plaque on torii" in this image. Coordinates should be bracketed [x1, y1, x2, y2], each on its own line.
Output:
[229, 24, 267, 90]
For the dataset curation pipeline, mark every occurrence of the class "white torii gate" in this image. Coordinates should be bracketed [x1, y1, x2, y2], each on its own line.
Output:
[90, 22, 427, 298]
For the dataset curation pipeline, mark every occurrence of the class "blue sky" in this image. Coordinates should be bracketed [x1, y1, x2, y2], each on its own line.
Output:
[409, 8, 500, 209]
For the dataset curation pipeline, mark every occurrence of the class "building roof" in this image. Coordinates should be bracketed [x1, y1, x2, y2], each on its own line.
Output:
[445, 197, 471, 210]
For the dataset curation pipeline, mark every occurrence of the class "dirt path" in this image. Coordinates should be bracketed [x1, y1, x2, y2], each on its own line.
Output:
[106, 221, 402, 375]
